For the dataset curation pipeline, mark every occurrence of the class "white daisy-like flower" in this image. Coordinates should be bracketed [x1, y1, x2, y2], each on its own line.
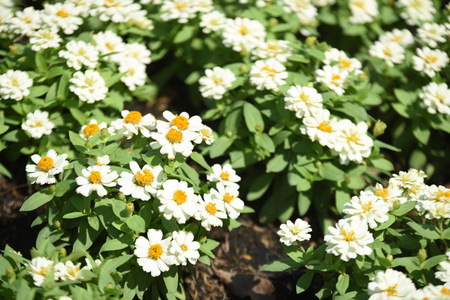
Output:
[26, 149, 69, 185]
[93, 31, 125, 63]
[194, 124, 214, 145]
[397, 0, 436, 26]
[0, 10, 13, 38]
[199, 10, 226, 34]
[412, 47, 449, 78]
[417, 23, 447, 48]
[311, 0, 336, 6]
[316, 65, 348, 96]
[277, 218, 312, 246]
[199, 67, 236, 100]
[54, 261, 84, 281]
[150, 125, 196, 160]
[0, 0, 13, 10]
[30, 28, 62, 52]
[118, 161, 165, 201]
[80, 119, 109, 139]
[252, 40, 292, 64]
[42, 2, 83, 35]
[69, 70, 108, 103]
[369, 41, 405, 67]
[66, 0, 95, 17]
[169, 231, 200, 266]
[8, 7, 41, 37]
[332, 120, 373, 165]
[126, 10, 154, 30]
[324, 218, 374, 261]
[343, 191, 390, 229]
[75, 165, 118, 197]
[121, 43, 151, 65]
[372, 183, 407, 209]
[91, 0, 141, 23]
[195, 194, 227, 231]
[88, 155, 110, 167]
[160, 0, 196, 23]
[0, 70, 32, 101]
[207, 163, 241, 189]
[58, 40, 99, 70]
[222, 17, 266, 53]
[284, 85, 323, 119]
[118, 58, 147, 91]
[323, 48, 362, 74]
[157, 179, 198, 224]
[249, 59, 288, 92]
[419, 82, 450, 115]
[210, 183, 244, 219]
[348, 0, 378, 24]
[280, 0, 317, 26]
[300, 108, 339, 148]
[379, 29, 414, 47]
[409, 284, 450, 300]
[134, 229, 176, 277]
[21, 110, 55, 139]
[389, 169, 427, 199]
[110, 110, 156, 139]
[28, 257, 54, 287]
[421, 202, 450, 219]
[192, 0, 213, 13]
[157, 110, 203, 136]
[436, 250, 450, 283]
[367, 269, 416, 299]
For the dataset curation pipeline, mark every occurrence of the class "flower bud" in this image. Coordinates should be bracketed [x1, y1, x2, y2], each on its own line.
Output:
[101, 128, 109, 139]
[255, 124, 262, 133]
[240, 64, 248, 73]
[417, 249, 427, 262]
[9, 45, 17, 54]
[269, 18, 278, 28]
[48, 184, 55, 192]
[54, 220, 61, 229]
[373, 120, 387, 137]
[305, 36, 316, 46]
[306, 82, 314, 88]
[85, 140, 92, 148]
[386, 254, 393, 262]
[6, 267, 14, 278]
[393, 200, 402, 211]
[59, 248, 67, 258]
[358, 72, 367, 81]
[226, 130, 233, 137]
[125, 202, 135, 215]
[118, 192, 126, 201]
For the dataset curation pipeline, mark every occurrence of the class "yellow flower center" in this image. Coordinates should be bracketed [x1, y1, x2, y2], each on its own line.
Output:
[171, 116, 189, 130]
[351, 0, 364, 8]
[105, 42, 115, 51]
[10, 77, 19, 86]
[340, 59, 352, 69]
[166, 128, 183, 143]
[38, 268, 47, 276]
[148, 244, 163, 260]
[299, 92, 308, 102]
[239, 24, 249, 35]
[56, 9, 69, 18]
[331, 74, 341, 81]
[425, 55, 437, 63]
[128, 68, 135, 76]
[37, 156, 54, 172]
[68, 266, 80, 277]
[375, 188, 388, 200]
[205, 202, 217, 215]
[318, 121, 333, 133]
[359, 200, 372, 213]
[223, 192, 235, 203]
[135, 169, 154, 186]
[173, 190, 187, 205]
[89, 171, 102, 184]
[383, 284, 398, 296]
[124, 111, 142, 124]
[442, 288, 450, 295]
[175, 2, 188, 9]
[83, 123, 100, 138]
[436, 189, 450, 202]
[341, 229, 356, 242]
[220, 171, 230, 181]
[347, 134, 360, 144]
[180, 244, 188, 252]
[262, 65, 277, 75]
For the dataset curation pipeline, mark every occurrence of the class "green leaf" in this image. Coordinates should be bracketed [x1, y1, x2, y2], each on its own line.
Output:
[63, 212, 86, 219]
[412, 120, 431, 145]
[126, 215, 146, 233]
[375, 214, 395, 230]
[0, 162, 12, 179]
[298, 192, 312, 216]
[266, 153, 289, 173]
[55, 180, 76, 197]
[35, 52, 47, 73]
[179, 163, 200, 186]
[163, 266, 179, 298]
[209, 136, 233, 159]
[420, 255, 446, 270]
[260, 257, 302, 272]
[392, 201, 416, 216]
[255, 133, 275, 152]
[100, 238, 131, 252]
[69, 130, 87, 152]
[243, 103, 264, 133]
[370, 158, 394, 172]
[69, 108, 87, 125]
[288, 54, 310, 63]
[336, 274, 349, 295]
[247, 173, 274, 201]
[173, 25, 196, 43]
[190, 152, 211, 171]
[394, 89, 416, 106]
[20, 189, 54, 211]
[296, 271, 314, 294]
[57, 71, 71, 100]
[407, 221, 441, 240]
[319, 162, 345, 181]
[335, 189, 351, 213]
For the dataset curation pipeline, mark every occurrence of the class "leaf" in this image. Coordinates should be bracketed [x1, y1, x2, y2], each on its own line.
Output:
[407, 221, 441, 240]
[375, 214, 395, 231]
[63, 212, 86, 219]
[288, 54, 310, 63]
[392, 201, 416, 216]
[412, 120, 431, 145]
[57, 71, 71, 100]
[243, 103, 264, 133]
[319, 162, 345, 181]
[297, 192, 312, 216]
[69, 108, 87, 125]
[190, 152, 211, 171]
[260, 257, 302, 272]
[209, 136, 233, 159]
[20, 189, 54, 211]
[199, 239, 220, 258]
[394, 89, 416, 106]
[54, 180, 76, 197]
[163, 266, 179, 298]
[0, 162, 12, 179]
[100, 238, 131, 252]
[296, 271, 314, 294]
[266, 153, 290, 173]
[35, 52, 47, 73]
[247, 173, 274, 201]
[336, 274, 349, 295]
[335, 189, 351, 213]
[420, 255, 446, 270]
[173, 25, 196, 43]
[179, 163, 200, 186]
[370, 158, 394, 172]
[255, 133, 275, 152]
[69, 130, 87, 152]
[126, 215, 146, 233]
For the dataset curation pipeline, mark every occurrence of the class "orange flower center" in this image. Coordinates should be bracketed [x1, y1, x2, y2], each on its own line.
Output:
[436, 189, 450, 202]
[220, 171, 230, 181]
[205, 202, 217, 215]
[331, 74, 341, 81]
[171, 116, 189, 130]
[442, 288, 450, 295]
[359, 200, 372, 213]
[56, 9, 69, 18]
[299, 92, 309, 102]
[135, 169, 154, 186]
[425, 55, 437, 63]
[166, 128, 183, 143]
[89, 171, 102, 184]
[340, 59, 352, 69]
[105, 42, 115, 51]
[223, 192, 235, 203]
[341, 229, 356, 242]
[180, 244, 188, 252]
[347, 134, 360, 144]
[124, 111, 142, 124]
[318, 121, 333, 133]
[37, 156, 54, 172]
[383, 284, 398, 296]
[84, 123, 100, 138]
[148, 244, 163, 260]
[375, 188, 388, 199]
[173, 190, 187, 205]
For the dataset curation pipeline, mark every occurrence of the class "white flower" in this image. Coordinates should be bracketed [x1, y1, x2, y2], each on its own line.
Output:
[80, 119, 109, 139]
[369, 41, 405, 67]
[91, 0, 142, 23]
[0, 70, 32, 101]
[93, 31, 125, 63]
[372, 183, 407, 209]
[412, 47, 449, 78]
[436, 250, 450, 283]
[419, 82, 450, 115]
[158, 110, 203, 136]
[30, 28, 62, 52]
[67, 0, 94, 17]
[169, 231, 200, 266]
[126, 10, 154, 30]
[409, 284, 450, 300]
[157, 179, 198, 224]
[121, 43, 151, 64]
[28, 257, 54, 287]
[21, 110, 55, 139]
[42, 3, 83, 35]
[199, 67, 236, 100]
[324, 218, 374, 261]
[118, 161, 165, 201]
[379, 29, 414, 47]
[417, 23, 447, 48]
[150, 125, 195, 160]
[421, 202, 450, 219]
[110, 110, 156, 138]
[349, 0, 378, 24]
[323, 48, 362, 73]
[284, 85, 323, 119]
[367, 269, 416, 299]
[252, 40, 292, 64]
[397, 0, 435, 26]
[160, 0, 196, 23]
[118, 58, 147, 91]
[69, 70, 108, 103]
[134, 229, 176, 277]
[222, 17, 266, 53]
[311, 0, 336, 6]
[343, 191, 390, 229]
[192, 0, 213, 13]
[58, 40, 99, 70]
[389, 169, 427, 199]
[249, 59, 288, 92]
[194, 125, 214, 145]
[316, 65, 348, 96]
[280, 0, 317, 26]
[75, 165, 118, 197]
[332, 120, 373, 165]
[210, 183, 244, 219]
[26, 149, 68, 185]
[300, 108, 339, 148]
[54, 261, 84, 281]
[88, 155, 110, 167]
[199, 11, 226, 34]
[277, 218, 312, 246]
[207, 164, 241, 189]
[195, 194, 227, 230]
[8, 7, 41, 36]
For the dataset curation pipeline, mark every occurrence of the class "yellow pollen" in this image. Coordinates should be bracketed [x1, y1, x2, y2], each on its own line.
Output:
[10, 78, 19, 86]
[352, 0, 364, 8]
[180, 244, 188, 252]
[205, 202, 217, 215]
[436, 189, 450, 201]
[359, 200, 372, 213]
[83, 123, 100, 138]
[318, 121, 333, 133]
[173, 190, 187, 205]
[442, 287, 450, 295]
[166, 128, 183, 143]
[340, 59, 352, 69]
[239, 24, 250, 35]
[299, 93, 308, 102]
[201, 128, 210, 136]
[124, 111, 142, 124]
[148, 244, 163, 260]
[341, 229, 356, 242]
[89, 171, 102, 184]
[135, 169, 154, 186]
[425, 55, 437, 63]
[22, 16, 30, 23]
[56, 9, 69, 18]
[105, 42, 115, 51]
[175, 2, 188, 9]
[223, 192, 235, 203]
[262, 65, 277, 74]
[383, 48, 392, 56]
[375, 188, 388, 199]
[171, 116, 189, 130]
[31, 121, 43, 128]
[267, 43, 277, 50]
[38, 268, 47, 275]
[347, 135, 360, 143]
[383, 284, 398, 296]
[331, 74, 341, 81]
[68, 266, 80, 277]
[37, 156, 54, 172]
[220, 171, 230, 181]
[128, 68, 135, 76]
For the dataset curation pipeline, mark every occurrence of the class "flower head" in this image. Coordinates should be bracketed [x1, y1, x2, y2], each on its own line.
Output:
[207, 164, 241, 189]
[249, 59, 288, 92]
[343, 191, 390, 229]
[0, 70, 32, 101]
[210, 183, 244, 219]
[222, 17, 266, 53]
[169, 231, 200, 266]
[69, 70, 108, 103]
[75, 165, 118, 197]
[412, 47, 449, 78]
[332, 120, 373, 165]
[419, 82, 450, 115]
[26, 149, 69, 185]
[111, 110, 156, 138]
[21, 109, 55, 139]
[58, 40, 99, 70]
[28, 257, 54, 287]
[195, 194, 227, 230]
[277, 218, 312, 246]
[368, 269, 416, 299]
[199, 67, 236, 100]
